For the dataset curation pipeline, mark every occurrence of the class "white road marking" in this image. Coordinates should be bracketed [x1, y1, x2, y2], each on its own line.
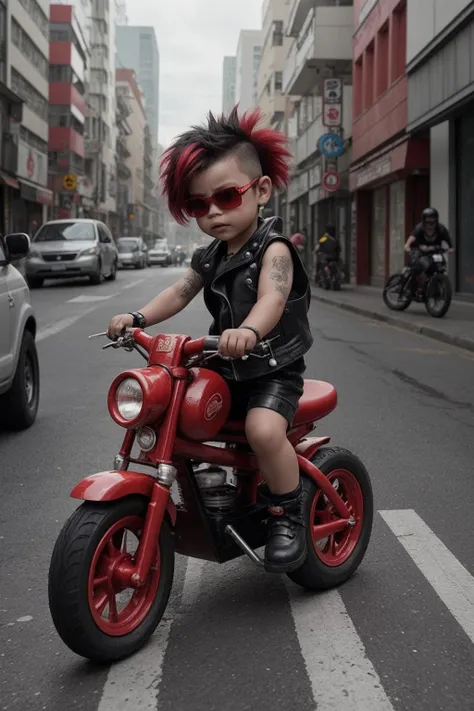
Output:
[121, 278, 147, 291]
[67, 294, 117, 303]
[180, 557, 205, 608]
[97, 620, 172, 711]
[286, 583, 395, 710]
[36, 310, 95, 342]
[380, 509, 474, 644]
[97, 556, 201, 710]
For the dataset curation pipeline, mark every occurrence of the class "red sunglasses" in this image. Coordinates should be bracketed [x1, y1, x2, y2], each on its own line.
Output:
[184, 178, 260, 218]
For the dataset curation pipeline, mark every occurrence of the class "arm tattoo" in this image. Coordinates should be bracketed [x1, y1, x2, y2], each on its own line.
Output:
[179, 270, 202, 300]
[268, 255, 292, 297]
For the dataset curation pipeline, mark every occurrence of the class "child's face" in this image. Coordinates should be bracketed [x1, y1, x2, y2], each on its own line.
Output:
[188, 155, 272, 243]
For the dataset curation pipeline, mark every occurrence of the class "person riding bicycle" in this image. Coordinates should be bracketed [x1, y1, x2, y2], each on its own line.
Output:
[107, 107, 313, 574]
[404, 208, 454, 280]
[314, 225, 341, 282]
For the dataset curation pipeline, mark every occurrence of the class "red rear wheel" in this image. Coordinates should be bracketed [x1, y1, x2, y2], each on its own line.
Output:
[49, 496, 174, 662]
[288, 447, 373, 590]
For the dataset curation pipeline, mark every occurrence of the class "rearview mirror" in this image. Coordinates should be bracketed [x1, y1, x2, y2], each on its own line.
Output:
[5, 233, 30, 260]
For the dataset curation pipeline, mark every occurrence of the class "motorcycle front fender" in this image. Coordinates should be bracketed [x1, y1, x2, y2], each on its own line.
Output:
[71, 470, 177, 525]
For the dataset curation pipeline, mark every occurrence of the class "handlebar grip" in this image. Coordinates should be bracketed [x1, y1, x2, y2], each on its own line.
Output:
[203, 335, 221, 351]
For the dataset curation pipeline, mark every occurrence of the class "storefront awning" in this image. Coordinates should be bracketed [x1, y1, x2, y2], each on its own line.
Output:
[19, 178, 54, 206]
[349, 137, 430, 192]
[0, 170, 20, 190]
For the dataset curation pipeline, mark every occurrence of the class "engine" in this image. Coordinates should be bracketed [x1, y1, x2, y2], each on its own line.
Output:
[193, 464, 239, 517]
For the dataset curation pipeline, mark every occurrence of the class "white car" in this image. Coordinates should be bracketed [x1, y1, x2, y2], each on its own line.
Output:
[0, 233, 40, 430]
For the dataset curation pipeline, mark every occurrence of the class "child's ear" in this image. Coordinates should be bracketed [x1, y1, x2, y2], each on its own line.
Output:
[258, 176, 272, 205]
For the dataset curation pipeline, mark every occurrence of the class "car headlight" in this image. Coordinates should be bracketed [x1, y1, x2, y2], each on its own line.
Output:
[80, 247, 100, 256]
[116, 378, 143, 420]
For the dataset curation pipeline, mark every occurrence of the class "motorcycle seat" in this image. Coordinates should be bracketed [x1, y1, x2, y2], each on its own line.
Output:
[222, 380, 337, 432]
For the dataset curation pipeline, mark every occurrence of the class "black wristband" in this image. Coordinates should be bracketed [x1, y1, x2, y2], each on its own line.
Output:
[129, 311, 146, 328]
[241, 325, 261, 342]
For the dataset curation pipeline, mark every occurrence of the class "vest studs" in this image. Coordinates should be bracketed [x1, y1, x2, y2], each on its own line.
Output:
[244, 251, 252, 258]
[269, 358, 277, 367]
[250, 263, 257, 270]
[245, 277, 253, 285]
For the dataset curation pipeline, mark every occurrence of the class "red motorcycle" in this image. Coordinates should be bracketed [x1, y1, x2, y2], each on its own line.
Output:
[48, 329, 373, 662]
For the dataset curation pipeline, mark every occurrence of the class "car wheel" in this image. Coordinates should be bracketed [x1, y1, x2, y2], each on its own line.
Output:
[28, 277, 44, 289]
[89, 259, 102, 285]
[0, 330, 40, 430]
[105, 259, 117, 281]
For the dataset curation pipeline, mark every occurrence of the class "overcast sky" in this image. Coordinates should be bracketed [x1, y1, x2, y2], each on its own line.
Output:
[127, 1, 263, 148]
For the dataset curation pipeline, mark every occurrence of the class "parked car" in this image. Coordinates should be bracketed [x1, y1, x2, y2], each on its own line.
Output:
[25, 219, 118, 288]
[0, 233, 40, 430]
[117, 237, 148, 269]
[148, 238, 172, 267]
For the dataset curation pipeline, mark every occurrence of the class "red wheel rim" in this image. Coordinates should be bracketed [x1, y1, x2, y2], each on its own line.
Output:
[87, 515, 160, 636]
[310, 469, 363, 567]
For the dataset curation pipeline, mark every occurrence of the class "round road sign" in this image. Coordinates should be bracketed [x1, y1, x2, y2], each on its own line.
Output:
[63, 173, 77, 191]
[319, 133, 344, 159]
[322, 170, 341, 192]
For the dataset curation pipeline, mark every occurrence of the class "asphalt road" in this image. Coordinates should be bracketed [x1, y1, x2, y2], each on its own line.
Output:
[1, 266, 474, 711]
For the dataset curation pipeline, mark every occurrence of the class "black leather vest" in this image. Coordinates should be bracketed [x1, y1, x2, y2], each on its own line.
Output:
[192, 217, 313, 381]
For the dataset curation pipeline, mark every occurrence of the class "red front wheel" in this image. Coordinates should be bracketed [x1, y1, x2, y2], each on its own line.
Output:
[48, 495, 174, 662]
[288, 447, 373, 590]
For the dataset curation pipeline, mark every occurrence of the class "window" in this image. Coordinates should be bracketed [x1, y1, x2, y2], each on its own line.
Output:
[11, 18, 49, 80]
[274, 71, 283, 92]
[376, 24, 389, 97]
[11, 69, 48, 121]
[20, 125, 47, 154]
[390, 1, 406, 83]
[363, 42, 374, 111]
[272, 20, 283, 46]
[18, 0, 48, 39]
[354, 57, 363, 117]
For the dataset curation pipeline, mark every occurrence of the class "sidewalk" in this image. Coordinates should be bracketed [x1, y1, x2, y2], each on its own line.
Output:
[310, 284, 474, 352]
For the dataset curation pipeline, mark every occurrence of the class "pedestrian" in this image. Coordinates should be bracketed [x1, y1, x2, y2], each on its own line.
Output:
[107, 106, 313, 572]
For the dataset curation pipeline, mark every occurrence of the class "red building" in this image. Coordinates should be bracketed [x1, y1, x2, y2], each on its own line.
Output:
[350, 0, 430, 286]
[48, 5, 89, 218]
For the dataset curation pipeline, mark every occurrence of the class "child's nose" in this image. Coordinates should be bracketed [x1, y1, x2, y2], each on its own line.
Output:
[208, 201, 223, 217]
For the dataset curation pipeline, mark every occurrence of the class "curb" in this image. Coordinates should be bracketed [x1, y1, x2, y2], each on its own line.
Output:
[311, 290, 474, 354]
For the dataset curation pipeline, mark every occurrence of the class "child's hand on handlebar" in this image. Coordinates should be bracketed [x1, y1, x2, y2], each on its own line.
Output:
[219, 328, 257, 359]
[107, 313, 133, 339]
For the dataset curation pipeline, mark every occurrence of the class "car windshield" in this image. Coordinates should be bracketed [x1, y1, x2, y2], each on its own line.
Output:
[153, 240, 168, 250]
[118, 240, 139, 253]
[33, 222, 95, 242]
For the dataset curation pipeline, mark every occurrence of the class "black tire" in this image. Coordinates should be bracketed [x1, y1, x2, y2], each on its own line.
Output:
[287, 447, 373, 591]
[48, 496, 175, 662]
[383, 274, 412, 311]
[0, 330, 40, 430]
[27, 277, 43, 289]
[425, 274, 452, 318]
[89, 260, 102, 285]
[105, 259, 117, 281]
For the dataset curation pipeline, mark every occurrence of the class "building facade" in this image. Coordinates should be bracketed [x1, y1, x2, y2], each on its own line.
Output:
[5, 0, 53, 233]
[48, 4, 89, 219]
[406, 0, 474, 297]
[282, 0, 354, 273]
[350, 0, 429, 286]
[115, 25, 159, 147]
[258, 0, 292, 127]
[222, 56, 236, 114]
[115, 68, 146, 236]
[236, 29, 261, 112]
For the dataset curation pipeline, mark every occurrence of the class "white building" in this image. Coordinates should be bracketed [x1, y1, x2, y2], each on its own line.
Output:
[257, 0, 293, 128]
[235, 30, 262, 112]
[222, 56, 236, 114]
[4, 0, 53, 232]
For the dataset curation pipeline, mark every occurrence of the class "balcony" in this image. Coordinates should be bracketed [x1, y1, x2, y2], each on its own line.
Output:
[283, 6, 353, 96]
[286, 0, 313, 37]
[85, 137, 101, 154]
[117, 133, 131, 159]
[117, 160, 131, 181]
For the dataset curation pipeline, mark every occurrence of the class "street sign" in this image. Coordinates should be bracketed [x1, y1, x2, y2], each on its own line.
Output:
[323, 78, 342, 104]
[63, 173, 77, 191]
[319, 133, 344, 158]
[322, 170, 341, 192]
[323, 103, 342, 128]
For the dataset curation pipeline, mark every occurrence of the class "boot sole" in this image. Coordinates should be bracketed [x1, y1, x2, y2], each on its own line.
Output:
[264, 546, 307, 574]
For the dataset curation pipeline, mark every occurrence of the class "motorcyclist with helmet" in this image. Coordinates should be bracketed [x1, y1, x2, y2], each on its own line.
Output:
[314, 225, 341, 285]
[404, 209, 454, 282]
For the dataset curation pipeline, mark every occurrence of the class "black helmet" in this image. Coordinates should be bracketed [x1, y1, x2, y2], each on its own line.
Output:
[422, 207, 439, 222]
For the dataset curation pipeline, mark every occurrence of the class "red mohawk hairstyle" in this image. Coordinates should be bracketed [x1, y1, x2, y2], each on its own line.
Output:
[160, 106, 292, 224]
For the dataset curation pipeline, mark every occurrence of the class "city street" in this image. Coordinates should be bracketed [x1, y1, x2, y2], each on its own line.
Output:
[1, 267, 474, 711]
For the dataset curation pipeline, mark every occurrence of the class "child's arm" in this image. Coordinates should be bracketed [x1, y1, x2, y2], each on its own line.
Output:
[107, 268, 203, 337]
[219, 241, 293, 358]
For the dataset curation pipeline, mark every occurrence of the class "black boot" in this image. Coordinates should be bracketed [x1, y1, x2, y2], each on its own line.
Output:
[261, 482, 307, 573]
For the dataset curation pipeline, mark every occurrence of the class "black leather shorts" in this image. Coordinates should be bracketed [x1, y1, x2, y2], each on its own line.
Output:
[226, 358, 306, 426]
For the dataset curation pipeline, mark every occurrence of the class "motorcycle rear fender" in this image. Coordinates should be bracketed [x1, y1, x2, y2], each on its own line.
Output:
[296, 436, 331, 461]
[70, 470, 177, 525]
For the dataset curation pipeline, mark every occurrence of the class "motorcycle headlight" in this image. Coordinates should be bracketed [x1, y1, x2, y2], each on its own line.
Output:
[80, 246, 100, 256]
[116, 378, 143, 420]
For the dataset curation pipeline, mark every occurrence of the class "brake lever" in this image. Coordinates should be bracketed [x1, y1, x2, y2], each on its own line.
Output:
[89, 331, 108, 339]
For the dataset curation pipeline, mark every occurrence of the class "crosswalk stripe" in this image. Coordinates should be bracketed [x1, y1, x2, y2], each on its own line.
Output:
[287, 583, 395, 710]
[380, 509, 474, 644]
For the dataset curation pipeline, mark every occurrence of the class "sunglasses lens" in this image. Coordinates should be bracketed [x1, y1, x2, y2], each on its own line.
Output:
[214, 187, 241, 210]
[185, 198, 208, 218]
